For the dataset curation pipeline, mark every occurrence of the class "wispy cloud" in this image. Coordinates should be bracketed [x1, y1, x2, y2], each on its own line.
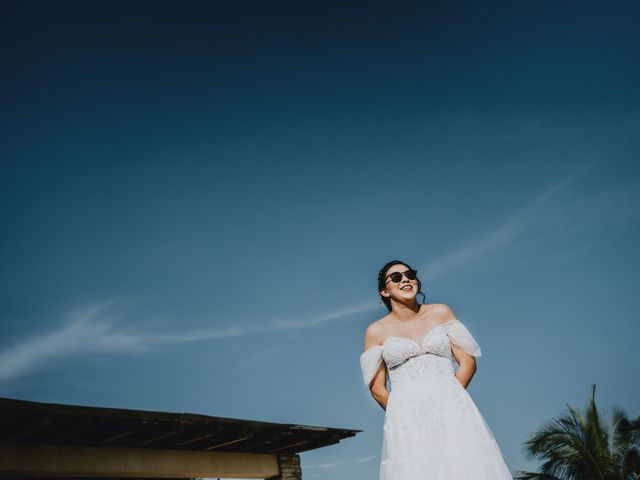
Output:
[424, 163, 640, 278]
[304, 455, 376, 471]
[3, 165, 638, 382]
[311, 462, 342, 469]
[316, 164, 638, 326]
[354, 455, 376, 463]
[0, 303, 137, 381]
[0, 299, 374, 382]
[270, 300, 375, 329]
[303, 461, 342, 470]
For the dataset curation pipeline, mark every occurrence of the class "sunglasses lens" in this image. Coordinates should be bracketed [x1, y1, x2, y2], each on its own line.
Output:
[390, 272, 403, 283]
[406, 269, 417, 280]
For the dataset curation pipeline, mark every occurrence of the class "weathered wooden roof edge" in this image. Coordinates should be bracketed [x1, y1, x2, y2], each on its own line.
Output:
[0, 396, 361, 454]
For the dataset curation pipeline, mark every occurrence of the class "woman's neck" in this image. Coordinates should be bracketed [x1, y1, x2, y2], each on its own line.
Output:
[391, 301, 423, 321]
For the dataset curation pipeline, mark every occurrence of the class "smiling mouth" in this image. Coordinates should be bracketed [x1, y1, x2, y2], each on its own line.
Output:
[400, 285, 413, 291]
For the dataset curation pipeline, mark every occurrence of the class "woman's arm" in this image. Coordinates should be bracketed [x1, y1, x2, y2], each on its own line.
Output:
[436, 303, 478, 389]
[451, 344, 477, 389]
[369, 364, 389, 410]
[364, 324, 390, 411]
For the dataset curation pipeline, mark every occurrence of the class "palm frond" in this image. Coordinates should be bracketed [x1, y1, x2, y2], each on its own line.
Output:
[514, 470, 565, 480]
[521, 384, 639, 480]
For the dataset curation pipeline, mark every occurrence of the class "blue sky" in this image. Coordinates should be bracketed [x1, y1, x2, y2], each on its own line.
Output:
[1, 1, 639, 478]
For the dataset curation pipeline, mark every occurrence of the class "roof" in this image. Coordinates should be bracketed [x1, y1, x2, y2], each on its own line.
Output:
[0, 397, 360, 454]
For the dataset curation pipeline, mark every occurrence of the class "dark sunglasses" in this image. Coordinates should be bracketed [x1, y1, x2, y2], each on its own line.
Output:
[385, 269, 418, 285]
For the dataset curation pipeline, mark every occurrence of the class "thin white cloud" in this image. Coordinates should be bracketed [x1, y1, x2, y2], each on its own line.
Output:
[304, 455, 376, 470]
[3, 165, 638, 382]
[423, 163, 640, 278]
[422, 168, 584, 280]
[315, 462, 341, 469]
[271, 300, 375, 329]
[303, 461, 342, 469]
[354, 455, 376, 463]
[0, 303, 141, 381]
[315, 164, 639, 323]
[0, 300, 373, 382]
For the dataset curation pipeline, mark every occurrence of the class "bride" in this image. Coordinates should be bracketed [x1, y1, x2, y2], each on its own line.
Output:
[360, 260, 513, 479]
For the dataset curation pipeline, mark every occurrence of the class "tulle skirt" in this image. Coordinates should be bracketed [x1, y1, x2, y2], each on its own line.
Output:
[380, 374, 513, 479]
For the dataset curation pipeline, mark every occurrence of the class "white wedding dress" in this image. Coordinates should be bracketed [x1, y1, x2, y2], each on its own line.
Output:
[360, 318, 513, 479]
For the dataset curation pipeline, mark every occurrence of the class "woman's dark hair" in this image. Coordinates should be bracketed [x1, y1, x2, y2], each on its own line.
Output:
[377, 259, 425, 311]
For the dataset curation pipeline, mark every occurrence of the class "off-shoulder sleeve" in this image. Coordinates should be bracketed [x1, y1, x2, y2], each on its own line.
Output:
[443, 319, 482, 357]
[360, 345, 384, 387]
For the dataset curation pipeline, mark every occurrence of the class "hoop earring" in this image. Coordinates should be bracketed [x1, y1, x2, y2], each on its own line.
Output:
[418, 291, 427, 304]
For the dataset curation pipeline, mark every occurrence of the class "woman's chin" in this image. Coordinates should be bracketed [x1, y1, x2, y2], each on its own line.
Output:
[397, 293, 417, 302]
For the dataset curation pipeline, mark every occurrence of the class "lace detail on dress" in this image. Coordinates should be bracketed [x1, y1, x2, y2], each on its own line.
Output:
[383, 327, 455, 389]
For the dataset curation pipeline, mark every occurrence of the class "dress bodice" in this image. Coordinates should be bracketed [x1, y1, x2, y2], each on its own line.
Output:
[360, 318, 482, 388]
[383, 326, 455, 389]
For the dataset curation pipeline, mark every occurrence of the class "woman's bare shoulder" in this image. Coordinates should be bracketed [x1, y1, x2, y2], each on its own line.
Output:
[363, 315, 393, 348]
[427, 303, 458, 323]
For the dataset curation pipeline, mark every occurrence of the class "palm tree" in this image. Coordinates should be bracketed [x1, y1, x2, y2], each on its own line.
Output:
[515, 384, 640, 480]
